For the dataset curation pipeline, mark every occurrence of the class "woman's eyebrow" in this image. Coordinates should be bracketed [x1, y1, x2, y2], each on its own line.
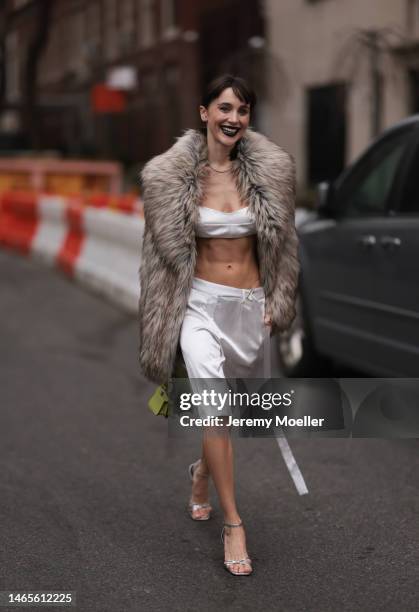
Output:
[218, 102, 250, 108]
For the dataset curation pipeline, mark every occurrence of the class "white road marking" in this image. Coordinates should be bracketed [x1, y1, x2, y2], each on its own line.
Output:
[276, 434, 309, 495]
[267, 341, 308, 494]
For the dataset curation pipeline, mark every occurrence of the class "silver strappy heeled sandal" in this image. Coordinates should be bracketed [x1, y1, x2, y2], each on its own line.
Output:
[221, 521, 253, 576]
[187, 459, 212, 521]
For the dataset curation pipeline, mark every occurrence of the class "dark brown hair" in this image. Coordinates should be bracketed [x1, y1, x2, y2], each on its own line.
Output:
[200, 74, 257, 159]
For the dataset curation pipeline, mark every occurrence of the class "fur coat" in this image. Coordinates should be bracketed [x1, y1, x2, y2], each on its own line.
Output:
[138, 128, 299, 384]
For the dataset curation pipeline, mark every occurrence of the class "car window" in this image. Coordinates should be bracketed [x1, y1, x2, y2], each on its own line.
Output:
[335, 129, 413, 218]
[398, 144, 419, 214]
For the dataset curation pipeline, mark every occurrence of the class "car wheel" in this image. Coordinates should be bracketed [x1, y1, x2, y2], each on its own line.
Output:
[276, 292, 328, 377]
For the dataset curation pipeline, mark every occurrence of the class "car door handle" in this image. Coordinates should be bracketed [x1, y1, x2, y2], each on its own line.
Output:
[380, 235, 401, 249]
[357, 234, 376, 248]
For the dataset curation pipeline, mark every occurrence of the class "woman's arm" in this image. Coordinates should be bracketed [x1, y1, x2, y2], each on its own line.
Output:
[265, 212, 300, 336]
[259, 144, 299, 336]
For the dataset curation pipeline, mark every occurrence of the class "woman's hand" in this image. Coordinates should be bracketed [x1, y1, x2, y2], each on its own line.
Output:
[264, 313, 272, 326]
[264, 311, 279, 337]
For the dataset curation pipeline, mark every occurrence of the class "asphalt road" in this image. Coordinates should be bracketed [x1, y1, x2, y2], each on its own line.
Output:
[1, 248, 418, 612]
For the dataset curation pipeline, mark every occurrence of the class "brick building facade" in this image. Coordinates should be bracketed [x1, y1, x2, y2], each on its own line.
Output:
[0, 0, 264, 170]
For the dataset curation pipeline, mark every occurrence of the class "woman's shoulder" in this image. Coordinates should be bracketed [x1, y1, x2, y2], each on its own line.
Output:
[241, 129, 295, 170]
[239, 129, 295, 191]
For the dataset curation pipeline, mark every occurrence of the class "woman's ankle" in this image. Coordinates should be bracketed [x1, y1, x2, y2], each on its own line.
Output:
[194, 464, 210, 479]
[223, 514, 242, 525]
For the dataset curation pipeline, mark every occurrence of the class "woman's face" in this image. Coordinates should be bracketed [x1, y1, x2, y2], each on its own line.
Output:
[200, 87, 251, 148]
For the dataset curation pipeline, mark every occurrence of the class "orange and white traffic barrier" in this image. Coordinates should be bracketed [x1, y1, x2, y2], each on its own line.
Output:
[57, 199, 85, 278]
[0, 191, 38, 253]
[74, 206, 143, 312]
[0, 190, 143, 313]
[31, 195, 69, 265]
[86, 192, 143, 215]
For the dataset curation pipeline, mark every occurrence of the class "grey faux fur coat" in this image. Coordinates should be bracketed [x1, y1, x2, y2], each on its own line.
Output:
[138, 128, 299, 384]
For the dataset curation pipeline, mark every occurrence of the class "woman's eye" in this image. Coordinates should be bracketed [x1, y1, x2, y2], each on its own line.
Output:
[218, 105, 249, 115]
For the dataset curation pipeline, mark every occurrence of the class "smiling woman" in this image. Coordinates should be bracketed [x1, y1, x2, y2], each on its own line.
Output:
[138, 74, 299, 577]
[204, 93, 249, 139]
[199, 76, 256, 163]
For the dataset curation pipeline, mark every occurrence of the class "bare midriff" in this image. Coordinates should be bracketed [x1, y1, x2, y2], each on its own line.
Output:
[195, 236, 260, 289]
[194, 167, 261, 289]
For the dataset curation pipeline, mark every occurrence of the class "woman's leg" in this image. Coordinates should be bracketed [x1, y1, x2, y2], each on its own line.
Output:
[180, 296, 224, 519]
[189, 453, 211, 520]
[180, 285, 252, 572]
[202, 426, 251, 575]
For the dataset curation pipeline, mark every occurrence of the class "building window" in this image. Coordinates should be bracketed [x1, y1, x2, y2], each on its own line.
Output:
[140, 0, 156, 48]
[85, 2, 101, 50]
[5, 32, 20, 103]
[12, 0, 31, 9]
[118, 0, 136, 54]
[103, 0, 118, 60]
[160, 0, 179, 40]
[306, 82, 347, 184]
[162, 64, 181, 139]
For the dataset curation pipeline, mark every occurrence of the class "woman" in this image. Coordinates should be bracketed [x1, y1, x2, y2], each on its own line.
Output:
[138, 75, 299, 576]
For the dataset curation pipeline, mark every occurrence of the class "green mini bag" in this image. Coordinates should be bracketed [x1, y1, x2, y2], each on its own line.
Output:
[147, 351, 189, 418]
[148, 384, 170, 417]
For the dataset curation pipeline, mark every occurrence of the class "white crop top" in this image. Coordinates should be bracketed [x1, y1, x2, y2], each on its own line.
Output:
[195, 206, 257, 238]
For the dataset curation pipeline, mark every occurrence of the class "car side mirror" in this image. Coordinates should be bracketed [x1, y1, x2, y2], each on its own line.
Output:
[315, 181, 334, 214]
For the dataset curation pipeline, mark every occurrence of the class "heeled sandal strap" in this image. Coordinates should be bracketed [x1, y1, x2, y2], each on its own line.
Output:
[189, 502, 211, 511]
[188, 460, 199, 481]
[221, 521, 244, 543]
[189, 459, 210, 481]
[224, 558, 252, 566]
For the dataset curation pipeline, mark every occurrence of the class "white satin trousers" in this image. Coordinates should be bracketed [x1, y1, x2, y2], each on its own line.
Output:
[179, 277, 271, 416]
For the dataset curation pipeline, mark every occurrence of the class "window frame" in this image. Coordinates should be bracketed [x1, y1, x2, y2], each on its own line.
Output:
[391, 126, 419, 216]
[331, 125, 419, 221]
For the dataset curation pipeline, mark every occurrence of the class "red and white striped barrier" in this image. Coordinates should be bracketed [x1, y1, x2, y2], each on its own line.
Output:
[0, 191, 143, 313]
[0, 191, 39, 253]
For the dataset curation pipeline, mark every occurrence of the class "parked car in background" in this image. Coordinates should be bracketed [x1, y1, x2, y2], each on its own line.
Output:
[278, 115, 419, 377]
